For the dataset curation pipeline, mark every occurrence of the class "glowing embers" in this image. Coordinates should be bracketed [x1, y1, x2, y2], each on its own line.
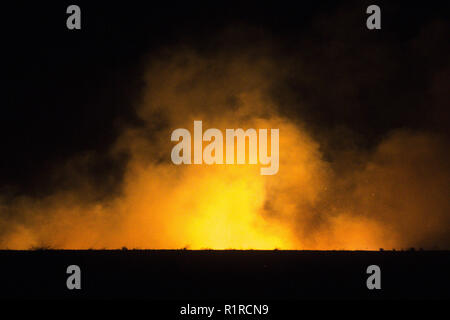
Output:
[171, 120, 279, 175]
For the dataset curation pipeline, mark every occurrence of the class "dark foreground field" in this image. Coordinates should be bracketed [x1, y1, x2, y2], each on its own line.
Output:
[0, 250, 449, 299]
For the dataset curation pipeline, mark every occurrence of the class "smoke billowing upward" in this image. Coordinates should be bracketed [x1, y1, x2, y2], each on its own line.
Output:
[1, 2, 449, 249]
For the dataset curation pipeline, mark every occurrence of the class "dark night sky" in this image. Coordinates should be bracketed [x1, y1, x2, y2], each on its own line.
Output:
[2, 0, 449, 200]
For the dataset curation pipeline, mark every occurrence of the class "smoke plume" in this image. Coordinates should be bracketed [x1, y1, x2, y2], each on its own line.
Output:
[1, 24, 449, 250]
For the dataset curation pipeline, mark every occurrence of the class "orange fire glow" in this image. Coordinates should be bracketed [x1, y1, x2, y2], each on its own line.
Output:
[1, 49, 448, 250]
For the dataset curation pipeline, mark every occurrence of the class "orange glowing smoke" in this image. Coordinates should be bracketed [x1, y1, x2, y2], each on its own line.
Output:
[0, 49, 449, 250]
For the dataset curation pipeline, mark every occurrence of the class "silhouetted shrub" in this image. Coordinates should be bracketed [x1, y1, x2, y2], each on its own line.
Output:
[30, 245, 53, 251]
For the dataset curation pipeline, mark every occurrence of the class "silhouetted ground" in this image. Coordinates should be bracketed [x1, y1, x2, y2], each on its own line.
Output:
[0, 250, 449, 299]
